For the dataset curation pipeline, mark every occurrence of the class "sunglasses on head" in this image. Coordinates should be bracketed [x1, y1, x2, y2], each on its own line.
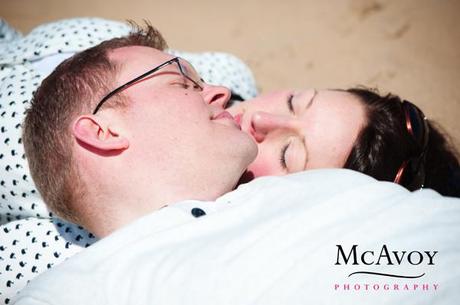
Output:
[393, 100, 430, 191]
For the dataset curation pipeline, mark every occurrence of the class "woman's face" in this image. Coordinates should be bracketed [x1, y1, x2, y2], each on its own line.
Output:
[227, 89, 367, 180]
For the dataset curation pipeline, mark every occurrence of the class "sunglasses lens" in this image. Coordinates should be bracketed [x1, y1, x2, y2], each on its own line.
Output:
[398, 159, 424, 191]
[405, 103, 427, 147]
[394, 101, 429, 190]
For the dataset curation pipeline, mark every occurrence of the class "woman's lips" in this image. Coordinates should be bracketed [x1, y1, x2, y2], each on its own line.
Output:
[233, 112, 261, 142]
[234, 113, 243, 125]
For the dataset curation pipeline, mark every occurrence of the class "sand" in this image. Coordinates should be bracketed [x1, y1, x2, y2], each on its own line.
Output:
[2, 0, 459, 148]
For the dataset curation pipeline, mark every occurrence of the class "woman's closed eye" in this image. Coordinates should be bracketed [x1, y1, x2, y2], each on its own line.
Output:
[280, 141, 291, 170]
[279, 137, 308, 172]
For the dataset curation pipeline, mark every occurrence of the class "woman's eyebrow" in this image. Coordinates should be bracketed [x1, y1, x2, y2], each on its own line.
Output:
[299, 90, 316, 169]
[300, 135, 309, 171]
[305, 89, 318, 110]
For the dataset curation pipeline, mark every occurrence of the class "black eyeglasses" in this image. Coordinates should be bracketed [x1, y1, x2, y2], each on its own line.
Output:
[92, 57, 204, 114]
[393, 100, 430, 191]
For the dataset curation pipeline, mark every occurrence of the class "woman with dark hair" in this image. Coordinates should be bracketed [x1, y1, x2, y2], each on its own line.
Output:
[227, 87, 460, 197]
[344, 88, 459, 197]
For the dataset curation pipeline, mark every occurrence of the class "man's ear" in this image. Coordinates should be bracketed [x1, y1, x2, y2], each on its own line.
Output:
[72, 115, 129, 152]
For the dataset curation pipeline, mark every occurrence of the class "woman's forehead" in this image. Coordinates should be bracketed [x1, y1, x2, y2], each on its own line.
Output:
[305, 90, 366, 167]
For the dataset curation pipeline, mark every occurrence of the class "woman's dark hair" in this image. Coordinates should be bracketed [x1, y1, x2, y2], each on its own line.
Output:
[343, 87, 460, 197]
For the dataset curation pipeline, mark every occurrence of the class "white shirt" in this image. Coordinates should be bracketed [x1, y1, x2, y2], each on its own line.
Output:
[13, 169, 460, 305]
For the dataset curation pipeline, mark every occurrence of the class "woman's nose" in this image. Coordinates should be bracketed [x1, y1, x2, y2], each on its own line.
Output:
[251, 112, 295, 143]
[202, 84, 231, 109]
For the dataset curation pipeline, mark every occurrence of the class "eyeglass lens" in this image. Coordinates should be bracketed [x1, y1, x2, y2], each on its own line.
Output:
[177, 58, 204, 88]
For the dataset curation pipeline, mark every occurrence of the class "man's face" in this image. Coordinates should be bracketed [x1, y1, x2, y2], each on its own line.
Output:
[105, 46, 257, 199]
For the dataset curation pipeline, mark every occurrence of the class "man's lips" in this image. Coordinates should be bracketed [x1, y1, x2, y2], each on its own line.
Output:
[213, 111, 241, 129]
[215, 111, 234, 120]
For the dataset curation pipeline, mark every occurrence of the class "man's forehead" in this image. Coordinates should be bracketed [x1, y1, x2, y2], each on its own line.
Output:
[109, 46, 173, 82]
[109, 45, 171, 62]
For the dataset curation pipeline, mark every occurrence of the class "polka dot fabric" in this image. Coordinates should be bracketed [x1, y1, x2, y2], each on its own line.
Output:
[0, 18, 131, 65]
[0, 18, 132, 223]
[0, 20, 22, 45]
[0, 218, 97, 304]
[0, 18, 257, 303]
[0, 64, 44, 223]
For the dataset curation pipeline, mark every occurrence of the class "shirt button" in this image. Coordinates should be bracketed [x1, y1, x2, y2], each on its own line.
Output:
[191, 207, 206, 218]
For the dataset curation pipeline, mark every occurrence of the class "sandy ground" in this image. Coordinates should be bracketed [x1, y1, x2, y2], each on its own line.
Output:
[2, 0, 459, 148]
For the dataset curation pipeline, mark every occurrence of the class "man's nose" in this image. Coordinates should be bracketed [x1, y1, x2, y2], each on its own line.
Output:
[202, 84, 231, 109]
[251, 112, 296, 143]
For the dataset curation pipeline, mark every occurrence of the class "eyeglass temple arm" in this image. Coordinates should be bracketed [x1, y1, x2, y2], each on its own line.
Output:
[93, 58, 181, 114]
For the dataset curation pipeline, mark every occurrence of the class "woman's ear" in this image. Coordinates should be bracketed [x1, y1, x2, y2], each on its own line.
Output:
[72, 115, 129, 152]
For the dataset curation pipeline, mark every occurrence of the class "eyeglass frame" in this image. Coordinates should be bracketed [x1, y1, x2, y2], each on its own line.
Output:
[393, 100, 430, 191]
[92, 57, 204, 114]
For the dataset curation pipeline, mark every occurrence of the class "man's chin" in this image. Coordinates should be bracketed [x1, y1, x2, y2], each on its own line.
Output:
[236, 170, 255, 186]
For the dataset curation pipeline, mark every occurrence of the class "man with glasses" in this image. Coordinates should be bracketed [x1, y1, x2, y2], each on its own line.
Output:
[22, 25, 257, 238]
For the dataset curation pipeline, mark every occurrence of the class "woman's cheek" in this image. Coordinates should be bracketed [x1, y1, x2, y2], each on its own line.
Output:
[247, 155, 281, 177]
